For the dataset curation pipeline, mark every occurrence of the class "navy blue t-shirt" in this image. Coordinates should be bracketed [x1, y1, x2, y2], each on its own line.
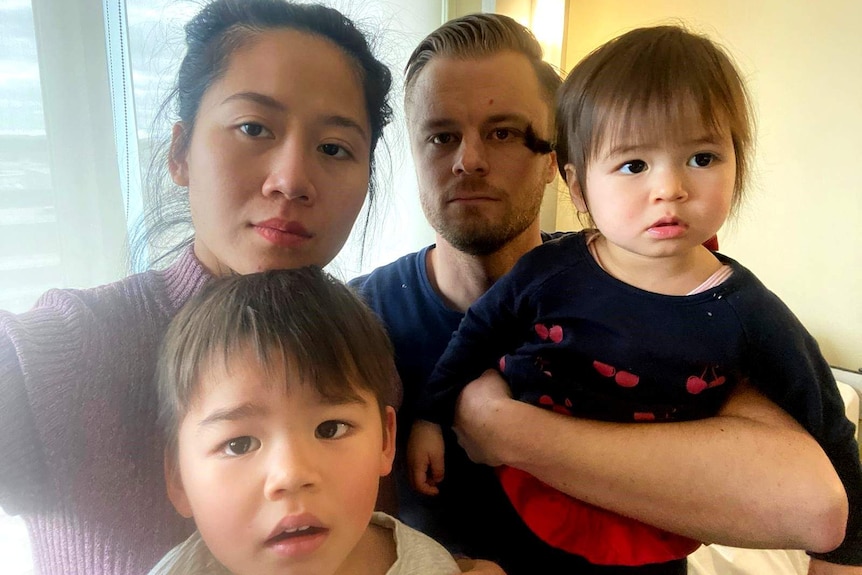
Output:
[351, 236, 691, 574]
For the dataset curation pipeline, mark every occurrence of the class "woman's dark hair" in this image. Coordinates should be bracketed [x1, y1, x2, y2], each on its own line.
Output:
[157, 267, 401, 460]
[132, 0, 393, 270]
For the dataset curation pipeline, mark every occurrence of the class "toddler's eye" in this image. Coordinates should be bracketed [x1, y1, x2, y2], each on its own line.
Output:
[689, 153, 716, 167]
[620, 160, 647, 174]
[315, 421, 350, 440]
[239, 123, 272, 138]
[223, 436, 260, 456]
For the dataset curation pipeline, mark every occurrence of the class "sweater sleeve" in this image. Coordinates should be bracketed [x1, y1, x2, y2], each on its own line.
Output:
[0, 290, 92, 515]
[729, 284, 862, 565]
[0, 315, 52, 514]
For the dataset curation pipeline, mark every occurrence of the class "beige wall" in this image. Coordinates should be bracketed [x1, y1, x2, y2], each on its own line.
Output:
[555, 0, 862, 370]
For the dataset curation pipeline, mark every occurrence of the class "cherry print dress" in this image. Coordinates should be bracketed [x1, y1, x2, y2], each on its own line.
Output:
[420, 231, 858, 567]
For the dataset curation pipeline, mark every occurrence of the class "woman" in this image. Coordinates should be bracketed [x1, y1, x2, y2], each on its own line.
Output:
[0, 2, 500, 574]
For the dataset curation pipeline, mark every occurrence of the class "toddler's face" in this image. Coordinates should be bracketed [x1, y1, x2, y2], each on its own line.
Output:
[167, 350, 396, 575]
[570, 115, 735, 261]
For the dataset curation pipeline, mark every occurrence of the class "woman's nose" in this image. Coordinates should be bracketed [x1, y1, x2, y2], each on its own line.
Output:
[262, 140, 317, 203]
[263, 440, 321, 500]
[452, 134, 489, 176]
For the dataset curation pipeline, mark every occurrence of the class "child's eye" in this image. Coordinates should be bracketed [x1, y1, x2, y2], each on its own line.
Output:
[318, 143, 351, 159]
[619, 160, 647, 174]
[315, 421, 351, 440]
[222, 436, 261, 456]
[689, 153, 717, 167]
[239, 123, 273, 138]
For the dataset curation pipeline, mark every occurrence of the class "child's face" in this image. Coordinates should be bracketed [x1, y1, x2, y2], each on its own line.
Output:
[567, 120, 736, 261]
[166, 349, 396, 575]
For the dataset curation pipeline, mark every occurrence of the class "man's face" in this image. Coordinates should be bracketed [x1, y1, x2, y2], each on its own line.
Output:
[406, 51, 557, 256]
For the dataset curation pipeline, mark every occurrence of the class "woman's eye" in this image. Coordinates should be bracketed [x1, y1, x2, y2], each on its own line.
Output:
[689, 153, 716, 167]
[239, 123, 272, 138]
[429, 133, 456, 145]
[222, 436, 260, 456]
[620, 160, 647, 175]
[318, 142, 351, 159]
[315, 421, 350, 440]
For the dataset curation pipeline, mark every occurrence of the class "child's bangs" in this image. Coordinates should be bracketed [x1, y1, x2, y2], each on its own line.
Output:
[592, 88, 731, 160]
[585, 26, 741, 161]
[198, 320, 375, 410]
[162, 269, 401, 433]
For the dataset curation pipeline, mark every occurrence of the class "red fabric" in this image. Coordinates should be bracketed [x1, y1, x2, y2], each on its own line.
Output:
[497, 465, 700, 566]
[703, 235, 719, 251]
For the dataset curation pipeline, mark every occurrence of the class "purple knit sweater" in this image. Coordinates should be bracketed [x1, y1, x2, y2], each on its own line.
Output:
[0, 248, 211, 575]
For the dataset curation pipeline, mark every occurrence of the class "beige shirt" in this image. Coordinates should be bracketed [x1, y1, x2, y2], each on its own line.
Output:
[147, 512, 459, 575]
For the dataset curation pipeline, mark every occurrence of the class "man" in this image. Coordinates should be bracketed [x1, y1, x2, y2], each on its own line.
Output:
[353, 13, 859, 574]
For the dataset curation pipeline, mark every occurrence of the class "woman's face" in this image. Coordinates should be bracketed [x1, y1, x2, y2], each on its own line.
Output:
[170, 29, 372, 275]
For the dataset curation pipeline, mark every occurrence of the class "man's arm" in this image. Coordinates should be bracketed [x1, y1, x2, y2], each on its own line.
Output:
[452, 370, 847, 553]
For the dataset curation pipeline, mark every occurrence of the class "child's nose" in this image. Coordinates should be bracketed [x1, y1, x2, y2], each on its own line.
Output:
[652, 168, 688, 202]
[263, 440, 321, 499]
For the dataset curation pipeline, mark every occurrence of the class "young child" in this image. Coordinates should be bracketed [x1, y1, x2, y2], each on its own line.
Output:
[149, 268, 460, 575]
[408, 25, 860, 570]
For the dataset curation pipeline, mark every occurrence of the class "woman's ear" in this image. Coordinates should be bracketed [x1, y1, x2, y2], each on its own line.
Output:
[168, 122, 190, 187]
[164, 451, 193, 519]
[379, 406, 397, 477]
[564, 163, 589, 213]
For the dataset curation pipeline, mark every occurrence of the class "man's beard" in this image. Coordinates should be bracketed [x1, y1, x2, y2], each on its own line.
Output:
[422, 180, 544, 257]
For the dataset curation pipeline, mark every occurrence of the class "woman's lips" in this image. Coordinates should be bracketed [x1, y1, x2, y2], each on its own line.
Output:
[253, 219, 312, 247]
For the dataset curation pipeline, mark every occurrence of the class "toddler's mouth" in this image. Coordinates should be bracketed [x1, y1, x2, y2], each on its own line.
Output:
[267, 525, 327, 544]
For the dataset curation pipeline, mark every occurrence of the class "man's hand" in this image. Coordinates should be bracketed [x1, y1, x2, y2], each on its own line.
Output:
[456, 557, 507, 574]
[452, 369, 512, 466]
[808, 559, 862, 574]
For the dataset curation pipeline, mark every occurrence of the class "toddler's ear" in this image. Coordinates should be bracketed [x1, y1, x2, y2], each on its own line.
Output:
[563, 164, 588, 213]
[164, 451, 193, 518]
[379, 406, 397, 477]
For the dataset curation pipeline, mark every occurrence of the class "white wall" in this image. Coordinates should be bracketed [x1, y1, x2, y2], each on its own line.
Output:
[556, 0, 862, 370]
[327, 0, 441, 279]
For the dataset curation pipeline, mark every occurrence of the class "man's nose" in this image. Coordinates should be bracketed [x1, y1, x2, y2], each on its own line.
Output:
[452, 134, 489, 176]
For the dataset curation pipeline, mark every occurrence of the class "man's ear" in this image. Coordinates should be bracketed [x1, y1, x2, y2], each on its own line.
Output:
[164, 450, 193, 518]
[379, 406, 397, 477]
[544, 150, 558, 184]
[563, 163, 588, 213]
[168, 122, 190, 187]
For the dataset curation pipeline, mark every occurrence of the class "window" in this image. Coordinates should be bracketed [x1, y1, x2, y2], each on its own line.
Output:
[0, 0, 60, 314]
[1, 2, 49, 572]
